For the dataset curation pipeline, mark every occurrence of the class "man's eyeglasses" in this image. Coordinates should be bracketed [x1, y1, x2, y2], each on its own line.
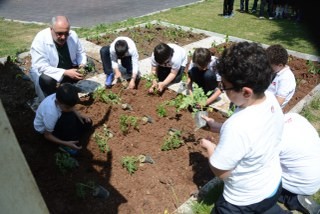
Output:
[52, 28, 69, 37]
[218, 82, 236, 92]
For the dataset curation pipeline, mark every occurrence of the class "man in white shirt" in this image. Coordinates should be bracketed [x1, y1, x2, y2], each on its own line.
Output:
[30, 16, 87, 101]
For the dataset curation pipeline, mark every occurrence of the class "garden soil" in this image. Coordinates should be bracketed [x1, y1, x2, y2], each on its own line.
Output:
[0, 26, 319, 213]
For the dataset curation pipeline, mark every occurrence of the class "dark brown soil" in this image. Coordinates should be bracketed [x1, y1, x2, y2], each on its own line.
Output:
[0, 25, 319, 214]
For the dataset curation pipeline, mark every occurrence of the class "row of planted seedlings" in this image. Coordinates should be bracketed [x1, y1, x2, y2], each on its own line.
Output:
[52, 73, 216, 200]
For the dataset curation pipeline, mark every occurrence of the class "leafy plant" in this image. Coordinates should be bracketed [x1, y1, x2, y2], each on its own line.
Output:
[55, 152, 78, 174]
[121, 156, 139, 175]
[93, 133, 110, 153]
[92, 87, 121, 104]
[156, 104, 167, 117]
[169, 83, 210, 114]
[142, 73, 158, 89]
[161, 130, 184, 151]
[75, 180, 96, 199]
[119, 115, 139, 135]
[306, 60, 320, 74]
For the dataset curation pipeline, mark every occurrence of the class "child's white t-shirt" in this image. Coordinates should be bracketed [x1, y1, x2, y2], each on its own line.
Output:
[34, 94, 62, 133]
[280, 113, 320, 195]
[210, 91, 284, 206]
[267, 65, 296, 108]
[188, 56, 221, 81]
[151, 43, 187, 72]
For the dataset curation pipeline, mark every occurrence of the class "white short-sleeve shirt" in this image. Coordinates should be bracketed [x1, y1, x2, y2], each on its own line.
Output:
[151, 43, 187, 73]
[34, 94, 62, 133]
[210, 91, 284, 206]
[267, 65, 296, 108]
[280, 113, 320, 195]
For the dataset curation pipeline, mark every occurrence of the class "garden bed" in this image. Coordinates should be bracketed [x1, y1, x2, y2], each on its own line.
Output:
[1, 23, 320, 213]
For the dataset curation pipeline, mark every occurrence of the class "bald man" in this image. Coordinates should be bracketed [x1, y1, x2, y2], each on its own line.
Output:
[30, 16, 87, 101]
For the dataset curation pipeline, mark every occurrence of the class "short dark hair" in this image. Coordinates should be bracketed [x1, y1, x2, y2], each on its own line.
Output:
[154, 43, 174, 64]
[192, 48, 211, 68]
[266, 44, 288, 66]
[115, 40, 129, 58]
[216, 42, 273, 95]
[56, 83, 79, 107]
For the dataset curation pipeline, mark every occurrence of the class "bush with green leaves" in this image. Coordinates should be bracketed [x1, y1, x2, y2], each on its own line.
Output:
[92, 87, 121, 104]
[55, 152, 78, 174]
[142, 73, 158, 89]
[121, 156, 139, 175]
[161, 130, 184, 151]
[306, 60, 320, 74]
[119, 114, 139, 135]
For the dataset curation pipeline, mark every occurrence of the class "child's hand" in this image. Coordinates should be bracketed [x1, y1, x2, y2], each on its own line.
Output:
[79, 115, 92, 124]
[68, 141, 82, 150]
[201, 115, 214, 124]
[157, 82, 166, 92]
[200, 138, 216, 156]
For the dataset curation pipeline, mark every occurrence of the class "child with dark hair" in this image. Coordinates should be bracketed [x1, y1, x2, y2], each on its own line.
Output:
[200, 42, 289, 213]
[187, 48, 222, 106]
[266, 44, 296, 109]
[34, 83, 92, 155]
[100, 36, 139, 89]
[148, 42, 187, 93]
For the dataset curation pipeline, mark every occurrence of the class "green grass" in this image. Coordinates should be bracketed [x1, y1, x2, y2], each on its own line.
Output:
[0, 0, 319, 57]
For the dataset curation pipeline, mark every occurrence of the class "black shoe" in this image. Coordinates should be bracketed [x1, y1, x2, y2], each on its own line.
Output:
[297, 195, 320, 214]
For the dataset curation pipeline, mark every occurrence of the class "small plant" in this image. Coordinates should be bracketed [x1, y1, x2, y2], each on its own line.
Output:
[55, 152, 78, 174]
[119, 115, 139, 135]
[93, 132, 110, 153]
[142, 73, 158, 89]
[170, 83, 210, 115]
[161, 130, 184, 151]
[75, 180, 96, 199]
[121, 156, 139, 175]
[306, 60, 320, 74]
[156, 104, 167, 117]
[92, 87, 121, 104]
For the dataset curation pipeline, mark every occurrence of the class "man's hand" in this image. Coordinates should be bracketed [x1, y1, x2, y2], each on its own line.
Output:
[64, 68, 83, 80]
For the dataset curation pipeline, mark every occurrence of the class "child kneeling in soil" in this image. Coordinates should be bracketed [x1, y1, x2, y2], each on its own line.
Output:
[187, 48, 222, 107]
[33, 83, 92, 155]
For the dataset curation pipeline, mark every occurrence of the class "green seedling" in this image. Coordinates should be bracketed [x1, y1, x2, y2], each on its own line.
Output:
[306, 60, 320, 74]
[75, 180, 96, 199]
[119, 115, 139, 135]
[55, 152, 78, 174]
[92, 87, 121, 104]
[121, 156, 139, 175]
[161, 130, 184, 151]
[156, 104, 167, 117]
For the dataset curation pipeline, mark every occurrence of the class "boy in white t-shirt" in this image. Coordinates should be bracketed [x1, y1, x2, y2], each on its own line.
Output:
[278, 113, 320, 214]
[187, 48, 222, 106]
[100, 36, 139, 89]
[200, 42, 289, 213]
[266, 44, 296, 109]
[34, 83, 92, 155]
[148, 42, 187, 93]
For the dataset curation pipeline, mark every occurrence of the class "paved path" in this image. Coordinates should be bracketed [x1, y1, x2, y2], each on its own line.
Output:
[0, 0, 200, 27]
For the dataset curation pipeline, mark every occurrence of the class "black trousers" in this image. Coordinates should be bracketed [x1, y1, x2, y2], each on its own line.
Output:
[52, 111, 92, 142]
[39, 73, 78, 97]
[157, 66, 184, 84]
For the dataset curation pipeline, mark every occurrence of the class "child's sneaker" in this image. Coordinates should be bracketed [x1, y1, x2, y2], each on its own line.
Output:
[297, 195, 320, 214]
[59, 146, 78, 155]
[105, 73, 114, 88]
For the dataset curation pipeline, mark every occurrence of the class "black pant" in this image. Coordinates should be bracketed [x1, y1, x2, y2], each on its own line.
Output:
[223, 0, 235, 16]
[52, 112, 92, 142]
[157, 66, 184, 83]
[39, 73, 78, 97]
[213, 182, 288, 213]
[240, 0, 249, 11]
[99, 45, 133, 78]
